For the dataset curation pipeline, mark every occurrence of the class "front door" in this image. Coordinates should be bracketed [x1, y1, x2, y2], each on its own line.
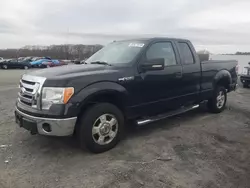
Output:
[132, 41, 184, 116]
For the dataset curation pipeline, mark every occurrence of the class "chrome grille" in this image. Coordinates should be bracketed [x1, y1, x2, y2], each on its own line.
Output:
[18, 74, 46, 109]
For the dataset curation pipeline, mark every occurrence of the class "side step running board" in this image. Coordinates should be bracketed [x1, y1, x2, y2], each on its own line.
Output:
[137, 104, 199, 126]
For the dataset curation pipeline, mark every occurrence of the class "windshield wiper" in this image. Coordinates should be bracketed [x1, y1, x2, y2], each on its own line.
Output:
[90, 61, 112, 66]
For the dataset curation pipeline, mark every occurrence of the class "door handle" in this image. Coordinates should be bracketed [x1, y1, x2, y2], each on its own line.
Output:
[175, 72, 182, 78]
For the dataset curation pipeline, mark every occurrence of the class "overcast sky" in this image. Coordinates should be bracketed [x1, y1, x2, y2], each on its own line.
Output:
[1, 0, 250, 53]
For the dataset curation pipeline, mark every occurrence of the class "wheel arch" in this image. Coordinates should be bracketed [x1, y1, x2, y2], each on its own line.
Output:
[213, 70, 232, 91]
[71, 81, 128, 120]
[79, 89, 127, 113]
[72, 82, 128, 135]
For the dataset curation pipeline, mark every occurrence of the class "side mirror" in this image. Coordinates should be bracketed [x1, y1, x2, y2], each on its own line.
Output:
[140, 58, 165, 72]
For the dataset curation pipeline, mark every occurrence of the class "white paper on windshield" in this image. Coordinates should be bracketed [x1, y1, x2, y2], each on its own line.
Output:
[128, 43, 145, 48]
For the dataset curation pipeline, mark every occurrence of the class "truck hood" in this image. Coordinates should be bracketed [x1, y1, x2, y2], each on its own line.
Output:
[27, 64, 132, 90]
[28, 64, 115, 78]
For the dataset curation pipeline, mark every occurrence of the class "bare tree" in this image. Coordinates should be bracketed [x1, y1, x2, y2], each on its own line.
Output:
[0, 44, 103, 60]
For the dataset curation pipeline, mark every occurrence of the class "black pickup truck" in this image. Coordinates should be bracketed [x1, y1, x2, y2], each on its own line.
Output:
[15, 38, 238, 153]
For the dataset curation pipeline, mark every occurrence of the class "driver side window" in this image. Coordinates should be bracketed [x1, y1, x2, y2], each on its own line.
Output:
[146, 42, 177, 66]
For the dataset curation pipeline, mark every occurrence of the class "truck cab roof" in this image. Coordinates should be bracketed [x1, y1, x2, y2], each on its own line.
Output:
[118, 37, 190, 43]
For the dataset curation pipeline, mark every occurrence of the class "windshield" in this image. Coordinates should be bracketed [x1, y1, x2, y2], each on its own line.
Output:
[85, 41, 145, 65]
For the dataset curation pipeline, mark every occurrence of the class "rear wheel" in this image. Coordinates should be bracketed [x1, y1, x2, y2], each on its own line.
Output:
[207, 86, 227, 113]
[77, 103, 124, 153]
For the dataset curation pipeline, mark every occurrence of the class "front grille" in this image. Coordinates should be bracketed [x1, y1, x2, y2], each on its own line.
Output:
[21, 79, 36, 85]
[18, 75, 46, 109]
[19, 80, 38, 107]
[24, 88, 33, 92]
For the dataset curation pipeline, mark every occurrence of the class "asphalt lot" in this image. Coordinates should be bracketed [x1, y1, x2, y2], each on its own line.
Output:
[0, 69, 250, 188]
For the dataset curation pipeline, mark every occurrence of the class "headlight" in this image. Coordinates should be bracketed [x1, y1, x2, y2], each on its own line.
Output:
[42, 87, 74, 110]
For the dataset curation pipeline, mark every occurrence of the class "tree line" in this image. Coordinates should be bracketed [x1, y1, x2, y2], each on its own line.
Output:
[222, 52, 250, 55]
[0, 44, 103, 60]
[235, 52, 250, 55]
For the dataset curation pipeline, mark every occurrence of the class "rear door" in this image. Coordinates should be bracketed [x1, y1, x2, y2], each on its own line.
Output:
[175, 41, 201, 104]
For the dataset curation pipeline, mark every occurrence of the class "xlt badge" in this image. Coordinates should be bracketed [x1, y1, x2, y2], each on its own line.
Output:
[118, 76, 134, 82]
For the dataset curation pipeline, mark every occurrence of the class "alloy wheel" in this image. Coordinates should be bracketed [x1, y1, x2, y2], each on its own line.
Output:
[92, 114, 118, 145]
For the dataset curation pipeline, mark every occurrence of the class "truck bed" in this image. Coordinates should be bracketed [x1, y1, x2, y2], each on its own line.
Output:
[200, 60, 238, 94]
[201, 60, 237, 74]
[202, 60, 238, 65]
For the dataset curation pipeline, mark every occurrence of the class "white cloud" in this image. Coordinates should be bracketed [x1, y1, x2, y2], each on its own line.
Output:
[0, 0, 250, 53]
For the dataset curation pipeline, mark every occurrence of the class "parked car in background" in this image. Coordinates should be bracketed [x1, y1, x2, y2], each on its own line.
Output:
[18, 57, 26, 61]
[31, 57, 42, 61]
[72, 59, 81, 64]
[79, 59, 88, 64]
[240, 63, 250, 88]
[0, 57, 5, 63]
[1, 59, 32, 69]
[0, 59, 11, 64]
[23, 57, 35, 62]
[40, 60, 68, 68]
[30, 57, 51, 67]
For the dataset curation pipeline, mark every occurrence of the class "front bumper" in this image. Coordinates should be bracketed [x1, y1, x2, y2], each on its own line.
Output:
[15, 107, 77, 136]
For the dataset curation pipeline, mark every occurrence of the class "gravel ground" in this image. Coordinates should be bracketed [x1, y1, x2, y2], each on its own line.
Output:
[0, 69, 250, 188]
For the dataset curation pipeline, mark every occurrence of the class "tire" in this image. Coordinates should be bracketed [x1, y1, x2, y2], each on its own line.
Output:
[77, 103, 124, 153]
[207, 86, 227, 113]
[2, 65, 7, 69]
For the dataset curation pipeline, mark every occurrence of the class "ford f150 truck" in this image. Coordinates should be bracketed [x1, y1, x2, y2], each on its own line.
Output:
[15, 38, 238, 153]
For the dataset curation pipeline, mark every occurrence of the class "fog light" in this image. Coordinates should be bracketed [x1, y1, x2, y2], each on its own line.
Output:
[42, 123, 51, 132]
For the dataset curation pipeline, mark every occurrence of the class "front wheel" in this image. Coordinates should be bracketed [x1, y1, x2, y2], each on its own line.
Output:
[2, 65, 7, 69]
[77, 103, 124, 153]
[207, 86, 227, 113]
[24, 66, 29, 70]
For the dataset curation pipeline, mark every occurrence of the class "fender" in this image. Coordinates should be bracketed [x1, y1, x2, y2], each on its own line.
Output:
[66, 81, 128, 116]
[213, 69, 232, 88]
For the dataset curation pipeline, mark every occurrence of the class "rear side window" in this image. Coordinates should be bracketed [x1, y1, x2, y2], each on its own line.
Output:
[146, 42, 177, 66]
[178, 42, 194, 64]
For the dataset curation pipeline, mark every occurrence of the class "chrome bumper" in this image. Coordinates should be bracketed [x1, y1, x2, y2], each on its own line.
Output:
[15, 108, 77, 136]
